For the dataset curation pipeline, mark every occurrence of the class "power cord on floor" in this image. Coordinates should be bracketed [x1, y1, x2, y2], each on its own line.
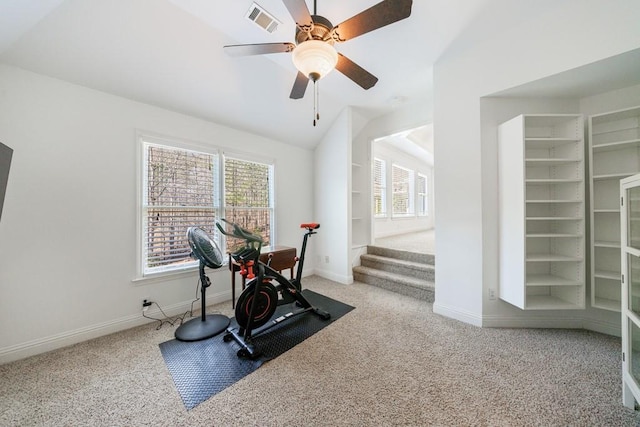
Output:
[141, 278, 225, 331]
[142, 301, 191, 330]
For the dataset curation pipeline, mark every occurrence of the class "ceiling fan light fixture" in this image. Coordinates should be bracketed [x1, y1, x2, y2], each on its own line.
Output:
[292, 40, 338, 81]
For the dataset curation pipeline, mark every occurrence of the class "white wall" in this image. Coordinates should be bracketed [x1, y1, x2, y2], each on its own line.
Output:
[313, 108, 352, 284]
[0, 65, 315, 363]
[433, 0, 640, 326]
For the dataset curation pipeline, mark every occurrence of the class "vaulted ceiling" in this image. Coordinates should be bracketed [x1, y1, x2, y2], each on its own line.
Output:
[0, 0, 564, 149]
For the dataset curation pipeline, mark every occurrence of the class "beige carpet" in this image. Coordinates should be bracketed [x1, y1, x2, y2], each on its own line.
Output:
[1, 276, 639, 426]
[375, 229, 435, 254]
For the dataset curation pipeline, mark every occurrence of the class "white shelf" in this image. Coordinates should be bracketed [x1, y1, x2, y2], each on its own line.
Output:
[592, 138, 640, 153]
[526, 233, 581, 238]
[589, 106, 640, 313]
[526, 199, 581, 203]
[524, 138, 581, 147]
[526, 216, 582, 221]
[594, 240, 621, 248]
[525, 295, 583, 310]
[526, 158, 581, 166]
[527, 254, 582, 262]
[594, 269, 621, 280]
[499, 113, 585, 310]
[593, 173, 635, 181]
[593, 297, 621, 312]
[526, 274, 581, 287]
[526, 179, 582, 184]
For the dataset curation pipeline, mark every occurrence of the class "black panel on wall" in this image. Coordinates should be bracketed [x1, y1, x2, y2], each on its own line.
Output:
[0, 142, 13, 222]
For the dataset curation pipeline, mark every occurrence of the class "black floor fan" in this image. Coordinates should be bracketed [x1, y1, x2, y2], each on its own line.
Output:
[175, 227, 230, 342]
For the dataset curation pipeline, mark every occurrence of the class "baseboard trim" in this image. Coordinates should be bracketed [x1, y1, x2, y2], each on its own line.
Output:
[481, 314, 584, 329]
[313, 268, 352, 284]
[433, 302, 483, 327]
[582, 317, 621, 337]
[481, 314, 620, 336]
[0, 290, 232, 365]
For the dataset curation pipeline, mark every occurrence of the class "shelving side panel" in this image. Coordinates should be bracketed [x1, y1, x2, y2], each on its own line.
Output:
[498, 115, 526, 309]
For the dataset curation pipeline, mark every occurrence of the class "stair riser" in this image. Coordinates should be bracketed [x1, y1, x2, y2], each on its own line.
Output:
[367, 246, 434, 265]
[353, 271, 435, 303]
[361, 258, 435, 281]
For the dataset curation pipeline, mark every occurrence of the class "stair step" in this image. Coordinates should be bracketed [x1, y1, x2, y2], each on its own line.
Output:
[367, 245, 434, 265]
[360, 254, 435, 281]
[353, 265, 435, 303]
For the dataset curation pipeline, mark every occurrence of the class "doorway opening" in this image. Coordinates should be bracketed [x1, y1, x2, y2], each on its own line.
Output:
[371, 123, 435, 255]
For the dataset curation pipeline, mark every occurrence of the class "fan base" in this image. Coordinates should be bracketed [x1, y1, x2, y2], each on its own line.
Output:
[174, 314, 230, 342]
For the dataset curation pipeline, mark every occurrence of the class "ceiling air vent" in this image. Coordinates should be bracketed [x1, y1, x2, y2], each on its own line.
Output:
[246, 3, 280, 33]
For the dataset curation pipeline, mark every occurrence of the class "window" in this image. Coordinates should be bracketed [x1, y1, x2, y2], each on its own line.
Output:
[373, 158, 386, 217]
[142, 141, 219, 275]
[392, 164, 414, 216]
[139, 135, 274, 277]
[417, 173, 428, 216]
[223, 156, 274, 252]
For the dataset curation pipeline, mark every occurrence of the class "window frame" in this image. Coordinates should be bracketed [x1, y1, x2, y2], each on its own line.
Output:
[417, 173, 428, 217]
[135, 133, 276, 280]
[373, 157, 387, 218]
[221, 150, 276, 254]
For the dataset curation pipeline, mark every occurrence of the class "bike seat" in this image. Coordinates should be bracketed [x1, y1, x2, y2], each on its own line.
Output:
[300, 223, 320, 230]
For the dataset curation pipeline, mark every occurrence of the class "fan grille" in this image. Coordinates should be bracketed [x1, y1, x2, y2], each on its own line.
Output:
[187, 227, 224, 269]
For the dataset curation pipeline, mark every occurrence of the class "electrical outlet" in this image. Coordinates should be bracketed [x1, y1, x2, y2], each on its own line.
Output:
[142, 297, 152, 311]
[488, 288, 496, 300]
[325, 256, 330, 263]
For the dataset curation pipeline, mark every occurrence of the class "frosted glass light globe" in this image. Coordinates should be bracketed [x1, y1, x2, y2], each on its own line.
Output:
[292, 40, 338, 82]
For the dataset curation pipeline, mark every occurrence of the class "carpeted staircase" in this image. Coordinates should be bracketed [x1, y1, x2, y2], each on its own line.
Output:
[352, 246, 435, 302]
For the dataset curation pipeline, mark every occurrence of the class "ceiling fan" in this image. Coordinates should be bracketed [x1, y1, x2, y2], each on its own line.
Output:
[224, 0, 413, 125]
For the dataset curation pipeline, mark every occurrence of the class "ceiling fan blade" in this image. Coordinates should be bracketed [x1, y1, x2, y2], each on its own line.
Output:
[330, 0, 413, 42]
[335, 53, 378, 90]
[290, 71, 309, 99]
[282, 0, 313, 31]
[223, 42, 295, 57]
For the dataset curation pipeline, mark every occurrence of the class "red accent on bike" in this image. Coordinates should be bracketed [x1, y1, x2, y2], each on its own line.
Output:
[300, 223, 320, 229]
[246, 260, 255, 279]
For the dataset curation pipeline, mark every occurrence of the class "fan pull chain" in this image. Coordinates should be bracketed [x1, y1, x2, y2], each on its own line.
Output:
[313, 80, 318, 126]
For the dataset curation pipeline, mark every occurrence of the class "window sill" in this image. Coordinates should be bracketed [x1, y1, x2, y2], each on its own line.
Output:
[391, 215, 416, 220]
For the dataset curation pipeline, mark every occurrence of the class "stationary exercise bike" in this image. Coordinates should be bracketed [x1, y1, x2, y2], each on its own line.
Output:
[216, 219, 331, 359]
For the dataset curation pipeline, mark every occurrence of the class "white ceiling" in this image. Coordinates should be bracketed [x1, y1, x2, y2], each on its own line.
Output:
[375, 124, 434, 166]
[490, 48, 640, 99]
[0, 0, 590, 149]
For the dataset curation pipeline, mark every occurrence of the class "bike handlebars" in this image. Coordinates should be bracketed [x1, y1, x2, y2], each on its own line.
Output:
[215, 218, 264, 246]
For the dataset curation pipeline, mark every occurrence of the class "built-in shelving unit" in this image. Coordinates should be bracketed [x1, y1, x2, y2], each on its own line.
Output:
[351, 162, 367, 248]
[498, 114, 585, 310]
[588, 106, 640, 311]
